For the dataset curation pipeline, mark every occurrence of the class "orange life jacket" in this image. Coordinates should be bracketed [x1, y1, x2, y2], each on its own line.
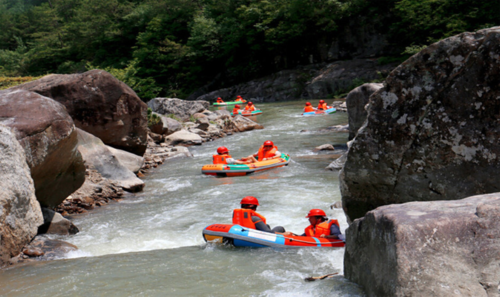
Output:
[213, 154, 232, 164]
[304, 219, 340, 237]
[217, 98, 224, 103]
[235, 98, 244, 102]
[232, 107, 240, 114]
[232, 209, 266, 229]
[304, 106, 315, 112]
[317, 103, 328, 110]
[257, 145, 278, 161]
[245, 105, 256, 111]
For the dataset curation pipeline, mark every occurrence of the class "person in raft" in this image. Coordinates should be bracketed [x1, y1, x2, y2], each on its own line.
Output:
[303, 102, 315, 112]
[244, 101, 256, 112]
[235, 95, 245, 102]
[232, 104, 241, 115]
[213, 146, 248, 165]
[317, 100, 328, 110]
[216, 97, 224, 103]
[302, 209, 345, 241]
[233, 196, 292, 234]
[244, 140, 281, 163]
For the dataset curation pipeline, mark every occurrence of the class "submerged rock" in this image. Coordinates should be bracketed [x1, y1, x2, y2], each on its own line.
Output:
[344, 193, 500, 297]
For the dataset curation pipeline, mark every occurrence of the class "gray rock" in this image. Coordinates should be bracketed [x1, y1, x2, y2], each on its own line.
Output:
[344, 193, 500, 297]
[346, 83, 383, 140]
[0, 89, 85, 207]
[314, 144, 335, 152]
[76, 129, 144, 192]
[148, 98, 209, 121]
[340, 26, 500, 222]
[0, 124, 43, 266]
[164, 129, 203, 146]
[196, 117, 210, 131]
[38, 208, 78, 235]
[214, 109, 231, 117]
[232, 115, 264, 132]
[326, 153, 347, 171]
[106, 146, 144, 173]
[149, 112, 183, 136]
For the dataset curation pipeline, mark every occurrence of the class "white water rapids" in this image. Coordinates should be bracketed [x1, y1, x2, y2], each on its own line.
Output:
[0, 101, 365, 296]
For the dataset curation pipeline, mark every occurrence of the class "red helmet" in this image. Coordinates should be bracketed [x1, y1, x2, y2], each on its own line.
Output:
[217, 97, 222, 100]
[217, 146, 229, 154]
[263, 140, 274, 147]
[248, 102, 253, 105]
[319, 100, 325, 103]
[306, 209, 327, 218]
[235, 104, 240, 108]
[240, 196, 259, 206]
[305, 102, 311, 106]
[237, 95, 242, 98]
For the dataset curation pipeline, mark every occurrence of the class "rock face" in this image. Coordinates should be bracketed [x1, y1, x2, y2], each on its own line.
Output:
[346, 83, 383, 140]
[340, 26, 500, 222]
[344, 193, 500, 297]
[147, 98, 210, 121]
[0, 89, 85, 207]
[13, 70, 148, 156]
[0, 124, 43, 266]
[76, 129, 144, 192]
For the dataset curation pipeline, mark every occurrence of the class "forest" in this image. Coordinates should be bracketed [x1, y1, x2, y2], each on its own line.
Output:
[0, 0, 498, 99]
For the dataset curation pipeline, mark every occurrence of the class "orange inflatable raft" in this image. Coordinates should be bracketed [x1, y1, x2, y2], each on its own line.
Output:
[201, 153, 290, 177]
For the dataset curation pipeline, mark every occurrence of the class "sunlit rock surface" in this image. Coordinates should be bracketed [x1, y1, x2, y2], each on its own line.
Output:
[340, 26, 500, 222]
[344, 193, 500, 297]
[346, 83, 383, 140]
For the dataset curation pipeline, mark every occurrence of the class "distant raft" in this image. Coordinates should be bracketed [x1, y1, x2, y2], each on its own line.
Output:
[302, 107, 336, 116]
[213, 101, 245, 106]
[201, 153, 291, 177]
[203, 224, 345, 248]
[232, 109, 263, 117]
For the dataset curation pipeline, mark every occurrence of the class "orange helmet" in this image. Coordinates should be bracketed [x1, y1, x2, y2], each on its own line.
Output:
[319, 100, 325, 103]
[235, 104, 241, 108]
[306, 209, 327, 218]
[217, 146, 229, 154]
[263, 140, 274, 147]
[248, 102, 253, 105]
[305, 102, 311, 106]
[241, 196, 259, 206]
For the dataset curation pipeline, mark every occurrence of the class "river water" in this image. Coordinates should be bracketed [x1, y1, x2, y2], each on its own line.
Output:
[0, 101, 364, 296]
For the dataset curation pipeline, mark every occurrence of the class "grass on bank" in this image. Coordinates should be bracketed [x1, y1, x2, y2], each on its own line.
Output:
[0, 76, 44, 90]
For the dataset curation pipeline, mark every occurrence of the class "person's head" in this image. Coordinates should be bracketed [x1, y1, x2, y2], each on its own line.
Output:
[217, 97, 222, 100]
[263, 140, 274, 149]
[305, 209, 327, 226]
[217, 146, 229, 155]
[240, 196, 259, 210]
[305, 102, 311, 106]
[237, 95, 242, 98]
[319, 100, 325, 104]
[248, 102, 253, 106]
[235, 104, 240, 109]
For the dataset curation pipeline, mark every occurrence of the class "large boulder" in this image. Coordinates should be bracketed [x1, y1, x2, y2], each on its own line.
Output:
[340, 26, 500, 222]
[232, 115, 264, 132]
[0, 124, 43, 266]
[149, 112, 183, 135]
[0, 89, 85, 207]
[164, 129, 203, 146]
[76, 129, 144, 192]
[346, 83, 383, 140]
[344, 193, 500, 297]
[13, 70, 148, 156]
[147, 98, 210, 121]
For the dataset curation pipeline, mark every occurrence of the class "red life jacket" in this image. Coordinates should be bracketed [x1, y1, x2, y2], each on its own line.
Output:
[317, 103, 328, 110]
[244, 105, 256, 111]
[304, 219, 340, 237]
[304, 106, 315, 112]
[217, 98, 224, 103]
[257, 145, 278, 161]
[232, 209, 266, 229]
[213, 154, 232, 164]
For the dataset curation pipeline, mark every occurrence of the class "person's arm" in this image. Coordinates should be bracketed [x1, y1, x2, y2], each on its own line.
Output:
[252, 216, 275, 233]
[262, 151, 281, 161]
[319, 223, 342, 239]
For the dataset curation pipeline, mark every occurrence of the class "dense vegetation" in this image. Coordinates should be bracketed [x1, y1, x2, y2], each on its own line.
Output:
[0, 0, 498, 99]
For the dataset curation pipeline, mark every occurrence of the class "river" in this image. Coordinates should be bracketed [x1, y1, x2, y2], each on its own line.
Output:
[0, 101, 364, 296]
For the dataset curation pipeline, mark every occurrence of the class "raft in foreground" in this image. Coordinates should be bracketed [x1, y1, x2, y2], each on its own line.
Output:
[302, 107, 336, 116]
[201, 153, 290, 177]
[203, 224, 345, 248]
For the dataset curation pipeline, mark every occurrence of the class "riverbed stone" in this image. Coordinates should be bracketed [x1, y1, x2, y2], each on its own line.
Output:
[344, 193, 500, 297]
[164, 129, 203, 146]
[346, 83, 383, 140]
[147, 98, 209, 121]
[232, 115, 264, 132]
[0, 89, 85, 207]
[149, 112, 183, 136]
[13, 70, 148, 156]
[38, 208, 79, 235]
[107, 146, 144, 173]
[340, 26, 500, 222]
[0, 124, 43, 266]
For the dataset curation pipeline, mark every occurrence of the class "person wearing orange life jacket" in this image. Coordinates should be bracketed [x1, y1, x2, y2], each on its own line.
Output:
[244, 101, 256, 112]
[245, 140, 281, 163]
[235, 95, 245, 102]
[216, 97, 224, 104]
[232, 104, 241, 115]
[232, 196, 291, 234]
[303, 102, 315, 113]
[302, 209, 345, 241]
[317, 100, 328, 110]
[213, 146, 247, 165]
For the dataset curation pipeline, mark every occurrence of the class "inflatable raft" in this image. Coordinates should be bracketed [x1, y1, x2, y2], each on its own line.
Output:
[201, 153, 290, 177]
[213, 101, 245, 106]
[232, 109, 263, 117]
[203, 224, 345, 248]
[302, 107, 336, 116]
